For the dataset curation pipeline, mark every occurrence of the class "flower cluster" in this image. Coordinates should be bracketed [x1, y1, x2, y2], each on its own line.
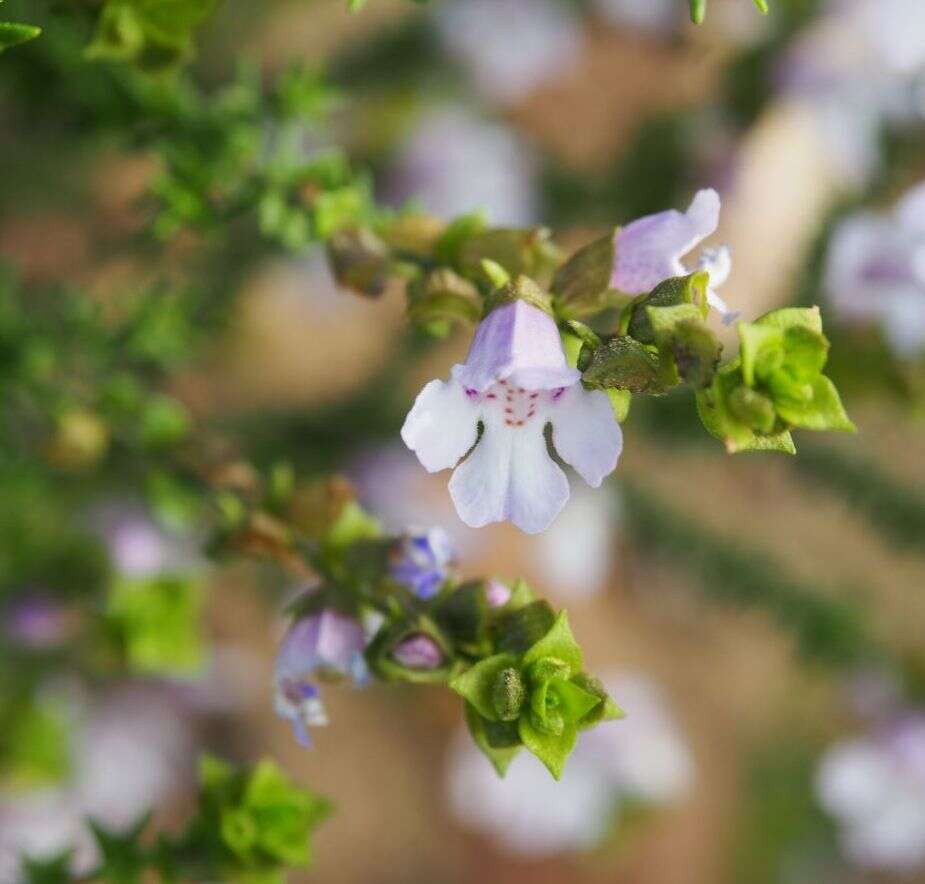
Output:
[354, 189, 855, 532]
[270, 490, 622, 778]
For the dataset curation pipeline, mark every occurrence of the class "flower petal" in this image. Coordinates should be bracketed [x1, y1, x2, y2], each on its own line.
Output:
[449, 419, 569, 534]
[612, 189, 721, 295]
[401, 376, 480, 472]
[452, 300, 580, 392]
[550, 385, 622, 488]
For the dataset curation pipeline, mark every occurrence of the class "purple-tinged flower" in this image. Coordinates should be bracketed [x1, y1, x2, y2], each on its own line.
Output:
[485, 579, 512, 608]
[391, 634, 445, 671]
[825, 180, 925, 358]
[816, 713, 925, 872]
[389, 528, 456, 599]
[611, 189, 735, 320]
[273, 609, 368, 747]
[387, 108, 540, 225]
[5, 594, 73, 649]
[402, 300, 622, 535]
[434, 0, 582, 106]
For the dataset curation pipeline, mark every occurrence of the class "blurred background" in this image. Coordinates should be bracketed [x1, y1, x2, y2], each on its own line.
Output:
[2, 0, 925, 881]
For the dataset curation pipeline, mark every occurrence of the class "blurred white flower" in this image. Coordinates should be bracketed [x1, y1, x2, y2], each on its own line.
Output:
[434, 0, 582, 106]
[0, 685, 197, 882]
[446, 671, 693, 856]
[824, 180, 925, 358]
[778, 0, 925, 188]
[532, 484, 620, 603]
[387, 108, 541, 225]
[592, 0, 678, 35]
[816, 715, 925, 872]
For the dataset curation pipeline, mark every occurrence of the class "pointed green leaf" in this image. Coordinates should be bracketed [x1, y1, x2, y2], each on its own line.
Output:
[449, 653, 518, 721]
[755, 305, 823, 335]
[551, 231, 617, 318]
[518, 714, 577, 780]
[553, 679, 602, 723]
[781, 324, 829, 382]
[464, 703, 521, 777]
[776, 375, 856, 432]
[0, 21, 41, 52]
[522, 611, 582, 673]
[738, 321, 784, 387]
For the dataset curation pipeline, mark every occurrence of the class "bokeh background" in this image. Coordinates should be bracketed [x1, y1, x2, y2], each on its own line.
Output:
[2, 0, 925, 882]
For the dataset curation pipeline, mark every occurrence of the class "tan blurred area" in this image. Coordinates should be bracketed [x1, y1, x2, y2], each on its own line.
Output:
[3, 1, 923, 882]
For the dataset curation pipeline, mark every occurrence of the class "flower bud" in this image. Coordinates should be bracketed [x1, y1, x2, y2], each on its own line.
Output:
[391, 633, 445, 671]
[485, 579, 512, 609]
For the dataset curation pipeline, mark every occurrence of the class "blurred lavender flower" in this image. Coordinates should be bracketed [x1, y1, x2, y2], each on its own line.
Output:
[533, 485, 620, 603]
[5, 594, 73, 649]
[446, 671, 693, 856]
[816, 713, 925, 872]
[402, 299, 622, 534]
[273, 609, 368, 746]
[778, 0, 925, 188]
[612, 189, 735, 320]
[389, 528, 456, 599]
[92, 504, 195, 578]
[825, 180, 925, 358]
[434, 0, 582, 106]
[392, 634, 445, 671]
[387, 108, 540, 225]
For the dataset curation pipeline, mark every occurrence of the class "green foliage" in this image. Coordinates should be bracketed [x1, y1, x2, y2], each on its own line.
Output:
[85, 0, 219, 72]
[450, 612, 621, 779]
[16, 756, 330, 882]
[106, 575, 205, 676]
[697, 307, 854, 453]
[198, 756, 332, 876]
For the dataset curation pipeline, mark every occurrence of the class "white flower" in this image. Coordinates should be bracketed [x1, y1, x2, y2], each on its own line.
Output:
[816, 715, 925, 872]
[401, 299, 622, 534]
[825, 179, 925, 358]
[610, 189, 735, 320]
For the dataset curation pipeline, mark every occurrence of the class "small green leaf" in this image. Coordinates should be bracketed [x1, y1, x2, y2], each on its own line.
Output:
[522, 611, 583, 673]
[775, 375, 856, 433]
[647, 303, 723, 389]
[551, 231, 616, 319]
[728, 385, 777, 434]
[696, 365, 796, 454]
[781, 325, 829, 382]
[326, 228, 391, 298]
[464, 703, 521, 777]
[553, 679, 602, 723]
[491, 599, 556, 655]
[690, 0, 706, 24]
[627, 272, 709, 344]
[433, 212, 488, 267]
[0, 21, 41, 52]
[518, 714, 577, 780]
[738, 321, 784, 387]
[582, 336, 667, 394]
[449, 653, 518, 721]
